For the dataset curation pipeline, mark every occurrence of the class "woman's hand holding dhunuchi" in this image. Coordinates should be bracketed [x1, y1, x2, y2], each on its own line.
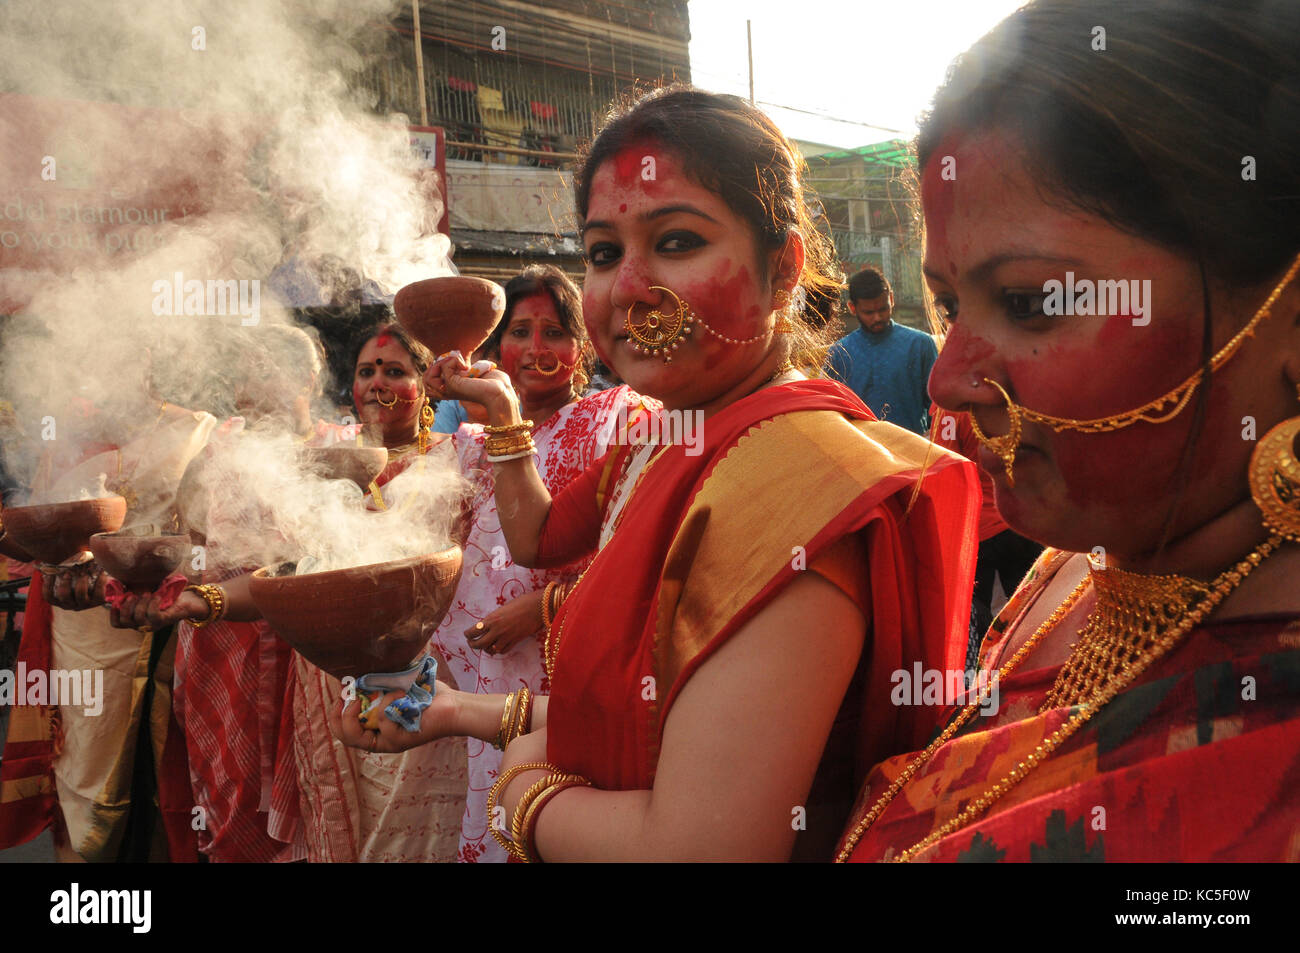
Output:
[41, 558, 106, 611]
[108, 587, 209, 631]
[427, 351, 519, 423]
[331, 681, 462, 754]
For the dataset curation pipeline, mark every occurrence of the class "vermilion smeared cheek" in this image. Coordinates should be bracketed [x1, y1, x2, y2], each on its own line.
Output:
[1008, 311, 1199, 420]
[683, 264, 763, 336]
[388, 377, 420, 401]
[499, 337, 525, 380]
[1018, 317, 1217, 507]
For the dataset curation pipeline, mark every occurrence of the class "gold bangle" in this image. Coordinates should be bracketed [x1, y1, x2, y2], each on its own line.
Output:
[485, 438, 532, 449]
[486, 760, 553, 858]
[493, 691, 516, 751]
[520, 776, 592, 863]
[483, 430, 533, 444]
[484, 435, 535, 455]
[505, 686, 532, 747]
[509, 769, 587, 856]
[518, 686, 533, 736]
[186, 584, 227, 628]
[484, 420, 534, 436]
[541, 582, 557, 631]
[510, 774, 559, 848]
[483, 426, 533, 439]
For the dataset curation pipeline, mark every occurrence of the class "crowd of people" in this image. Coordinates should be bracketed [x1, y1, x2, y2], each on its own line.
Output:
[1, 0, 1297, 863]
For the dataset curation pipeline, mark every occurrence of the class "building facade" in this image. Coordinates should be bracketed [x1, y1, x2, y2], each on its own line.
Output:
[799, 139, 929, 333]
[357, 0, 692, 281]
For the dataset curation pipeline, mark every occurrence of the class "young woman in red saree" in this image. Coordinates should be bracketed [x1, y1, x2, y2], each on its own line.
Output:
[837, 0, 1300, 862]
[335, 87, 981, 861]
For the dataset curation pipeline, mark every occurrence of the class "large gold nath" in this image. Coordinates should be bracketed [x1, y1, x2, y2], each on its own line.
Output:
[625, 285, 694, 363]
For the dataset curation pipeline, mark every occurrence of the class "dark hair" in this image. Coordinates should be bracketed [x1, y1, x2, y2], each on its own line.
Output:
[918, 0, 1300, 548]
[918, 0, 1300, 290]
[574, 84, 844, 366]
[351, 320, 434, 379]
[483, 264, 593, 394]
[847, 266, 890, 303]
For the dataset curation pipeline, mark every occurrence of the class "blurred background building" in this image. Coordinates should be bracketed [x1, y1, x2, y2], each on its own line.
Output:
[359, 0, 692, 282]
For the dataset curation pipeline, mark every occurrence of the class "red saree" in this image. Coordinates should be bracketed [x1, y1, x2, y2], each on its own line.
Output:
[837, 549, 1300, 862]
[539, 379, 980, 855]
[0, 577, 56, 847]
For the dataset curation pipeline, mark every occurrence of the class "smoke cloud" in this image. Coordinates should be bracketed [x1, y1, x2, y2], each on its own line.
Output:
[0, 0, 466, 569]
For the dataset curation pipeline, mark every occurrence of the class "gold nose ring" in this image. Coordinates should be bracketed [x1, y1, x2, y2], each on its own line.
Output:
[967, 377, 1023, 486]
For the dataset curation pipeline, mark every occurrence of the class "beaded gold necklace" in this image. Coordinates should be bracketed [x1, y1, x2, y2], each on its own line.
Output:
[835, 535, 1282, 863]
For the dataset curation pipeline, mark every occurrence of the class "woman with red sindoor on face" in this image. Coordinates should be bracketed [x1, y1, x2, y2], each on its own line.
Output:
[837, 0, 1300, 862]
[299, 295, 646, 863]
[420, 264, 650, 863]
[290, 321, 474, 862]
[118, 323, 468, 862]
[333, 87, 980, 862]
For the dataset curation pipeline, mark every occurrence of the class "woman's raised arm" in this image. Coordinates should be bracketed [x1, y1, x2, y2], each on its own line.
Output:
[429, 354, 553, 566]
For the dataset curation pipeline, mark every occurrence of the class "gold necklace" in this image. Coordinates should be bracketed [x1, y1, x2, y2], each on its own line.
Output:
[1040, 561, 1211, 711]
[835, 535, 1282, 863]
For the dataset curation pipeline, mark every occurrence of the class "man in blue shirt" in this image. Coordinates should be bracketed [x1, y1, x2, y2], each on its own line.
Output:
[825, 266, 938, 435]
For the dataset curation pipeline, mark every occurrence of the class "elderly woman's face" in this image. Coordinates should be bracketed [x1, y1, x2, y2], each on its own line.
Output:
[923, 128, 1291, 558]
[352, 335, 422, 431]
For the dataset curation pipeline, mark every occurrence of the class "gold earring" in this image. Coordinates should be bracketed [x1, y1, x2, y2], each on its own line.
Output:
[418, 399, 434, 455]
[967, 378, 1023, 487]
[1249, 386, 1300, 542]
[773, 288, 795, 334]
[626, 286, 695, 363]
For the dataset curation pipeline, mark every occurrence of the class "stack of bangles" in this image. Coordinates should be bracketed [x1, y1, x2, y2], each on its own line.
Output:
[486, 761, 592, 862]
[484, 420, 535, 463]
[540, 581, 568, 631]
[185, 583, 228, 628]
[493, 685, 534, 751]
